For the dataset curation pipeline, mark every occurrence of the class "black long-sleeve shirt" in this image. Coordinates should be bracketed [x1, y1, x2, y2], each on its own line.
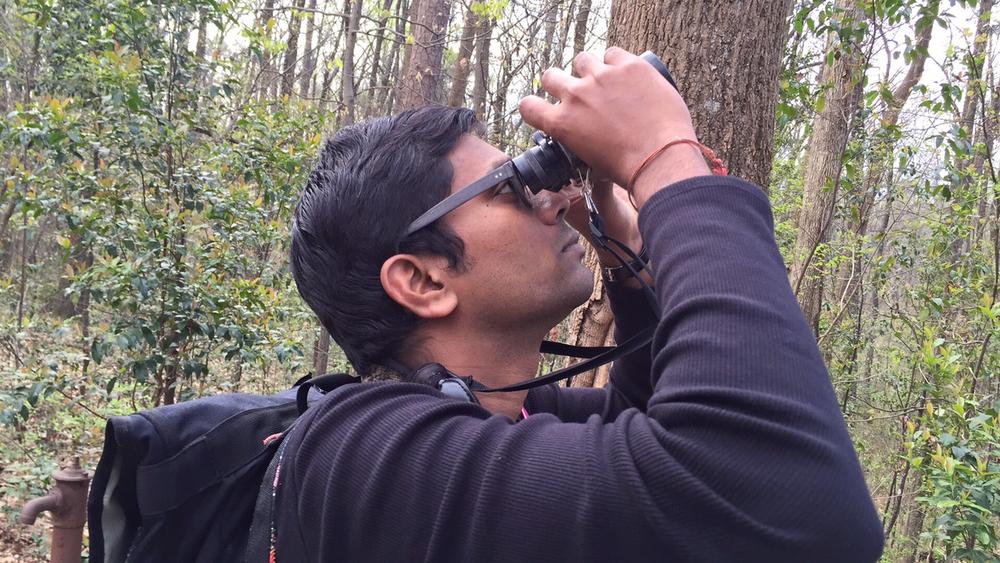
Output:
[274, 177, 885, 562]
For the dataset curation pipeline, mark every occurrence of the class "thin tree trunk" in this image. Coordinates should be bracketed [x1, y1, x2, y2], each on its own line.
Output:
[281, 0, 308, 98]
[572, 0, 592, 54]
[381, 0, 410, 112]
[366, 0, 396, 115]
[490, 46, 514, 146]
[553, 0, 575, 69]
[565, 248, 616, 387]
[194, 8, 209, 90]
[314, 328, 331, 375]
[956, 0, 993, 177]
[342, 0, 363, 124]
[258, 0, 277, 100]
[829, 1, 937, 336]
[319, 0, 351, 107]
[397, 0, 453, 109]
[299, 0, 320, 99]
[471, 14, 495, 119]
[788, 0, 867, 333]
[447, 3, 480, 107]
[535, 0, 559, 96]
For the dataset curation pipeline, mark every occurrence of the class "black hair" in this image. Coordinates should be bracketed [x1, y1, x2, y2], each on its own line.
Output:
[290, 106, 483, 375]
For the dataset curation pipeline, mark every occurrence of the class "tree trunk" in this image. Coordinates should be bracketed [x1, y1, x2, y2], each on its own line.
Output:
[258, 0, 277, 100]
[581, 0, 793, 389]
[194, 8, 209, 90]
[553, 0, 576, 69]
[397, 0, 453, 109]
[281, 0, 308, 98]
[380, 0, 410, 112]
[471, 14, 495, 119]
[314, 327, 331, 375]
[608, 0, 794, 190]
[342, 0, 363, 124]
[828, 1, 937, 337]
[447, 3, 480, 107]
[565, 248, 616, 387]
[534, 0, 559, 96]
[572, 0, 592, 54]
[299, 0, 320, 99]
[319, 0, 351, 107]
[788, 0, 867, 333]
[956, 0, 993, 177]
[367, 0, 396, 115]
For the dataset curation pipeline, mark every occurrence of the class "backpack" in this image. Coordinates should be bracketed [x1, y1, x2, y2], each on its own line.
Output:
[85, 334, 648, 562]
[86, 373, 358, 563]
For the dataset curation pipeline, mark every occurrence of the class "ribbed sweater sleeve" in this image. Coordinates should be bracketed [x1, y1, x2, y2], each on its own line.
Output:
[275, 176, 885, 562]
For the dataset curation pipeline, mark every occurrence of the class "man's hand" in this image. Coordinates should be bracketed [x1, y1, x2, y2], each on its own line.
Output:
[519, 48, 710, 209]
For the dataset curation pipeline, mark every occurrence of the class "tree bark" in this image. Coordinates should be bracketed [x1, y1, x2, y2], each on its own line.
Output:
[471, 14, 495, 119]
[828, 1, 937, 338]
[535, 0, 559, 96]
[565, 248, 615, 387]
[572, 0, 592, 54]
[258, 0, 277, 100]
[194, 7, 209, 91]
[583, 0, 793, 389]
[281, 0, 308, 98]
[367, 0, 396, 115]
[397, 0, 453, 109]
[314, 328, 331, 375]
[447, 3, 480, 107]
[341, 0, 363, 124]
[299, 0, 320, 99]
[319, 0, 351, 107]
[553, 0, 576, 69]
[788, 0, 867, 333]
[608, 0, 794, 189]
[956, 0, 993, 175]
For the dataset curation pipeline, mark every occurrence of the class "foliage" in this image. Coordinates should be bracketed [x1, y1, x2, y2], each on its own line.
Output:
[0, 0, 998, 560]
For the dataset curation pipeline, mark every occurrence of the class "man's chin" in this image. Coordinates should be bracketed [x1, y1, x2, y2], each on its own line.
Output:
[563, 274, 597, 311]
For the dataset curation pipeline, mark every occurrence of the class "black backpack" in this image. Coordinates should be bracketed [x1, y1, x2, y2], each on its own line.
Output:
[86, 373, 358, 563]
[85, 334, 649, 562]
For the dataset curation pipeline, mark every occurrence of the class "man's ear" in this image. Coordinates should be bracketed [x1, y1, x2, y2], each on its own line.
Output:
[380, 254, 458, 319]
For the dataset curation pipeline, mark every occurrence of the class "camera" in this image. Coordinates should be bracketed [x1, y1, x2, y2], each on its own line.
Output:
[510, 51, 677, 194]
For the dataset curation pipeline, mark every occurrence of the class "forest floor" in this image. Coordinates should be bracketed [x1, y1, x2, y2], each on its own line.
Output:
[0, 499, 46, 562]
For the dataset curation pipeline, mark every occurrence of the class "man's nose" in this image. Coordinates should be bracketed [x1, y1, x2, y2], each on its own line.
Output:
[534, 189, 572, 225]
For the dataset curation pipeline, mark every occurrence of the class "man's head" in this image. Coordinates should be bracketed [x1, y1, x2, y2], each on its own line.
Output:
[291, 106, 592, 376]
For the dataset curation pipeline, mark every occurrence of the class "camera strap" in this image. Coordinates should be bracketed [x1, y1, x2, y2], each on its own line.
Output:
[466, 325, 654, 393]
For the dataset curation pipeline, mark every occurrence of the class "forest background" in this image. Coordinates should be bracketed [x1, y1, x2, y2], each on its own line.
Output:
[0, 0, 997, 560]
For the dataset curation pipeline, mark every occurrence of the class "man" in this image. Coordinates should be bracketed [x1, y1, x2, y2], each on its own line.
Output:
[278, 48, 884, 561]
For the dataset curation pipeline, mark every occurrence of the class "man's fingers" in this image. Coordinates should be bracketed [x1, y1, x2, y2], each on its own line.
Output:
[539, 67, 573, 99]
[518, 95, 554, 132]
[572, 51, 600, 77]
[603, 46, 632, 65]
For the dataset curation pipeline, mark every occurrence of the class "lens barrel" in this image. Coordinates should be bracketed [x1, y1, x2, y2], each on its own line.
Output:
[512, 51, 675, 194]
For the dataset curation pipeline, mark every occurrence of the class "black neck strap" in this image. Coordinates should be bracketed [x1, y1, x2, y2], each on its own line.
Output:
[467, 325, 654, 393]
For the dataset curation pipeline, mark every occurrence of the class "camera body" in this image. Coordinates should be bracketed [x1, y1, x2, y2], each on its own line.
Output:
[510, 51, 677, 194]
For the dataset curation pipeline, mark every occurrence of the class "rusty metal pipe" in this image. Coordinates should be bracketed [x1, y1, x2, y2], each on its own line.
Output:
[19, 493, 61, 525]
[19, 457, 90, 563]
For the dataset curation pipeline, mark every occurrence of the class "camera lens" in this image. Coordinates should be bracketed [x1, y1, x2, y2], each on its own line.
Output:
[511, 133, 576, 194]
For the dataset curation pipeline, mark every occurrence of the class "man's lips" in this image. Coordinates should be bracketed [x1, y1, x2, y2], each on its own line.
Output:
[561, 234, 582, 252]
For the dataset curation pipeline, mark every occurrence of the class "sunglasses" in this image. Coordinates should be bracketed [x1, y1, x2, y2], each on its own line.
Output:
[403, 160, 536, 237]
[403, 161, 588, 238]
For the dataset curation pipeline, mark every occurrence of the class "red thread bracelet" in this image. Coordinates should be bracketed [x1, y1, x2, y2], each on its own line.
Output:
[626, 139, 728, 208]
